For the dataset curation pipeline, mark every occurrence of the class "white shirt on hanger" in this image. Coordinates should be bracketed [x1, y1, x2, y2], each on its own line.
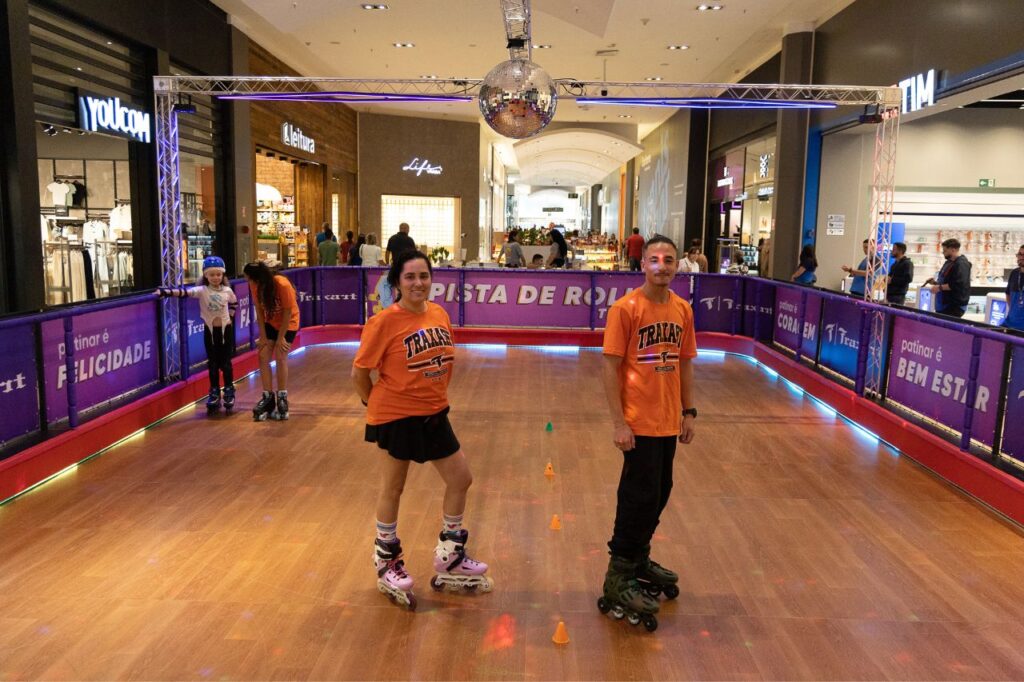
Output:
[46, 182, 75, 206]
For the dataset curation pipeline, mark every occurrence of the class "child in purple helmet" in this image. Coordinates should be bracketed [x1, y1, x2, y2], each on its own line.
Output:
[157, 256, 239, 412]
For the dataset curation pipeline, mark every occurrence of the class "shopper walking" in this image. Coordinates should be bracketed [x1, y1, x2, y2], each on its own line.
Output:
[791, 245, 818, 285]
[925, 238, 972, 318]
[318, 227, 340, 265]
[385, 222, 417, 264]
[316, 221, 335, 246]
[625, 228, 644, 271]
[599, 235, 698, 632]
[842, 239, 871, 297]
[157, 256, 238, 412]
[360, 233, 384, 266]
[352, 249, 492, 612]
[340, 230, 355, 265]
[243, 261, 299, 421]
[886, 242, 914, 305]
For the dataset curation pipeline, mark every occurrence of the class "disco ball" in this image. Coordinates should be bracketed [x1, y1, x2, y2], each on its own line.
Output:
[478, 59, 557, 139]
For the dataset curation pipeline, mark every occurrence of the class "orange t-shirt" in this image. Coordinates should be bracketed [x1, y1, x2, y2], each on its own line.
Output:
[354, 302, 455, 425]
[250, 275, 300, 331]
[602, 287, 698, 437]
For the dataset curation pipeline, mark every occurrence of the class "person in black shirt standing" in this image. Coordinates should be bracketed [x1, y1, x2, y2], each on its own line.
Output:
[1004, 245, 1024, 331]
[886, 242, 914, 305]
[385, 222, 417, 264]
[925, 238, 972, 318]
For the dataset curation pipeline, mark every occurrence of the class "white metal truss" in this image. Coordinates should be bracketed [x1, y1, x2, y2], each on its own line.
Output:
[499, 0, 532, 61]
[864, 108, 901, 396]
[155, 92, 183, 379]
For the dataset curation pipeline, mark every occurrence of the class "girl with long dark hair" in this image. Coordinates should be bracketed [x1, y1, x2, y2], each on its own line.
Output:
[547, 228, 568, 268]
[243, 261, 299, 420]
[791, 245, 818, 285]
[351, 249, 492, 611]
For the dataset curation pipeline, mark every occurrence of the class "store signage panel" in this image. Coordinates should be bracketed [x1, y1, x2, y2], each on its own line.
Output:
[77, 92, 151, 143]
[281, 122, 315, 154]
[898, 69, 937, 114]
[402, 158, 443, 176]
[886, 316, 1003, 446]
[0, 322, 41, 446]
[710, 149, 745, 202]
[826, 213, 845, 236]
[41, 302, 159, 422]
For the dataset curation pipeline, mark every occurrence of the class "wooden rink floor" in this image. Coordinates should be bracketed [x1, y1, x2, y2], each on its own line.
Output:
[3, 346, 1024, 681]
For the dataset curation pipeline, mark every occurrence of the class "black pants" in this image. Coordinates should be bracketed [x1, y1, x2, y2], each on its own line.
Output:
[629, 258, 641, 272]
[204, 324, 235, 390]
[608, 435, 677, 559]
[937, 306, 965, 318]
[887, 295, 906, 306]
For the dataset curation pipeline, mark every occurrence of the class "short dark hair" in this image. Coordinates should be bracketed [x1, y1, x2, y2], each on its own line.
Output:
[942, 238, 960, 249]
[644, 235, 677, 254]
[532, 253, 544, 262]
[892, 242, 907, 253]
[862, 238, 870, 244]
[632, 227, 639, 234]
[387, 249, 432, 301]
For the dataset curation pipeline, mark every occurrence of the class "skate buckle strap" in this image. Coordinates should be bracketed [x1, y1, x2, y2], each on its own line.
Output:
[445, 546, 466, 572]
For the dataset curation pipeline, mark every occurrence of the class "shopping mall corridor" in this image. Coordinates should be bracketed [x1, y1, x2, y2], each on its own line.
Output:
[2, 345, 1024, 681]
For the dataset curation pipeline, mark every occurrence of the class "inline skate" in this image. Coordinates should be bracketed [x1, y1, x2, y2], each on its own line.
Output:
[205, 387, 221, 413]
[430, 529, 494, 593]
[597, 555, 659, 631]
[375, 538, 416, 610]
[272, 391, 289, 420]
[222, 385, 236, 411]
[636, 546, 680, 600]
[252, 391, 276, 421]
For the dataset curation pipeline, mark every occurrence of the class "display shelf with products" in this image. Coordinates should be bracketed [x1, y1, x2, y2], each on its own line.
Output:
[904, 226, 1024, 286]
[579, 248, 618, 270]
[256, 196, 295, 238]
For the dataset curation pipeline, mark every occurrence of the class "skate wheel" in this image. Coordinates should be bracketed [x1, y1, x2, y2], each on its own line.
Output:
[597, 597, 611, 614]
[464, 584, 478, 593]
[430, 576, 444, 592]
[479, 577, 494, 593]
[627, 613, 641, 626]
[642, 615, 658, 632]
[663, 584, 680, 600]
[610, 606, 625, 620]
[644, 585, 662, 598]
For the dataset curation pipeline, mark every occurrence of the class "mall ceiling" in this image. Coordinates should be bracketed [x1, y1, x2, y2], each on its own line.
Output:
[214, 0, 857, 139]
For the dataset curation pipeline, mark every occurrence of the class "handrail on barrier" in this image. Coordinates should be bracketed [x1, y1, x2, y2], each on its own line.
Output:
[2, 267, 1024, 481]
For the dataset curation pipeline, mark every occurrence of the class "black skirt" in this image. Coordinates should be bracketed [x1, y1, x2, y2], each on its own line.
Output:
[365, 406, 461, 463]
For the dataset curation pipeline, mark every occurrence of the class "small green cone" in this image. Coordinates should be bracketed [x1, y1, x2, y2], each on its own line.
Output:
[545, 422, 553, 432]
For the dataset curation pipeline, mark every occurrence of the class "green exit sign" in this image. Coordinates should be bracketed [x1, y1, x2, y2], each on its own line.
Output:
[979, 178, 996, 188]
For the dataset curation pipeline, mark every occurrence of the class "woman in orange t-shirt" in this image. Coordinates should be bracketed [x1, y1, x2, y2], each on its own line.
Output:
[352, 250, 492, 610]
[243, 262, 300, 421]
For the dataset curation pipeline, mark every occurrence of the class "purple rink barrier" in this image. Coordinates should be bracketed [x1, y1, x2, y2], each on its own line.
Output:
[818, 298, 863, 381]
[463, 270, 592, 328]
[41, 300, 160, 423]
[693, 275, 736, 333]
[887, 316, 1004, 447]
[319, 268, 362, 325]
[363, 267, 461, 322]
[0, 322, 40, 446]
[773, 287, 821, 357]
[1001, 345, 1024, 465]
[283, 268, 315, 327]
[233, 280, 254, 349]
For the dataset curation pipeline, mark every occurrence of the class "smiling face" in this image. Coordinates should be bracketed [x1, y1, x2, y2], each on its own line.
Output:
[398, 257, 432, 305]
[206, 270, 224, 287]
[642, 242, 679, 286]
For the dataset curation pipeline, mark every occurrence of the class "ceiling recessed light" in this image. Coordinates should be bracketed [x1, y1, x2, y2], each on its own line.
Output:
[646, 76, 663, 81]
[697, 4, 723, 10]
[420, 74, 437, 79]
[393, 42, 415, 48]
[667, 45, 690, 50]
[105, 41, 112, 45]
[533, 44, 552, 49]
[76, 67, 83, 71]
[618, 114, 632, 118]
[361, 3, 389, 9]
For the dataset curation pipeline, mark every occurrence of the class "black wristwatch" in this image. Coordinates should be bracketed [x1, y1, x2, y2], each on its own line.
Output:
[682, 408, 698, 419]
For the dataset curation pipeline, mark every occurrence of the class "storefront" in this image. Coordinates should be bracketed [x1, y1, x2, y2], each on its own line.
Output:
[807, 0, 1024, 320]
[358, 113, 480, 263]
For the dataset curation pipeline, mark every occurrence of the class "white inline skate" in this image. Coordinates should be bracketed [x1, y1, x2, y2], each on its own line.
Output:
[375, 538, 416, 610]
[430, 529, 494, 593]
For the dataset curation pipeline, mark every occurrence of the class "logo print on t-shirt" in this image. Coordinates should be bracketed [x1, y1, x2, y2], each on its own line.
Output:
[636, 321, 683, 366]
[403, 327, 455, 378]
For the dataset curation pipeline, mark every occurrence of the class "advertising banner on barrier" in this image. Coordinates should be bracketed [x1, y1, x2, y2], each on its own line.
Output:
[42, 302, 160, 422]
[285, 269, 315, 326]
[0, 323, 40, 446]
[818, 299, 862, 380]
[364, 267, 461, 322]
[742, 279, 774, 340]
[463, 270, 593, 327]
[233, 281, 253, 349]
[695, 276, 739, 333]
[886, 317, 1004, 446]
[184, 295, 206, 368]
[1000, 345, 1024, 464]
[320, 269, 362, 324]
[774, 287, 820, 356]
[590, 273, 692, 328]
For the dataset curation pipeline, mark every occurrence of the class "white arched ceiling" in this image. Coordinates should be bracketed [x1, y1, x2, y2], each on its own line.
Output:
[513, 128, 643, 188]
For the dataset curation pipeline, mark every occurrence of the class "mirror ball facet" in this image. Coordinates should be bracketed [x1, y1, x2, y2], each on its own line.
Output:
[478, 59, 557, 139]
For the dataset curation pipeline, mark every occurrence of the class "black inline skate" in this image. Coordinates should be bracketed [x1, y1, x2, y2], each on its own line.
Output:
[252, 391, 276, 421]
[222, 385, 236, 411]
[272, 391, 289, 420]
[205, 387, 221, 413]
[597, 555, 659, 632]
[636, 546, 680, 600]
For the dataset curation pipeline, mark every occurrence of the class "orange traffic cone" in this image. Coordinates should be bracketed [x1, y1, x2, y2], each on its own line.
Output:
[550, 514, 562, 530]
[552, 620, 570, 645]
[544, 462, 555, 477]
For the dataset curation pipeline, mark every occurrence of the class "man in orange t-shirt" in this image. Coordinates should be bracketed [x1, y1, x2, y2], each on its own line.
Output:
[625, 228, 645, 272]
[599, 235, 697, 627]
